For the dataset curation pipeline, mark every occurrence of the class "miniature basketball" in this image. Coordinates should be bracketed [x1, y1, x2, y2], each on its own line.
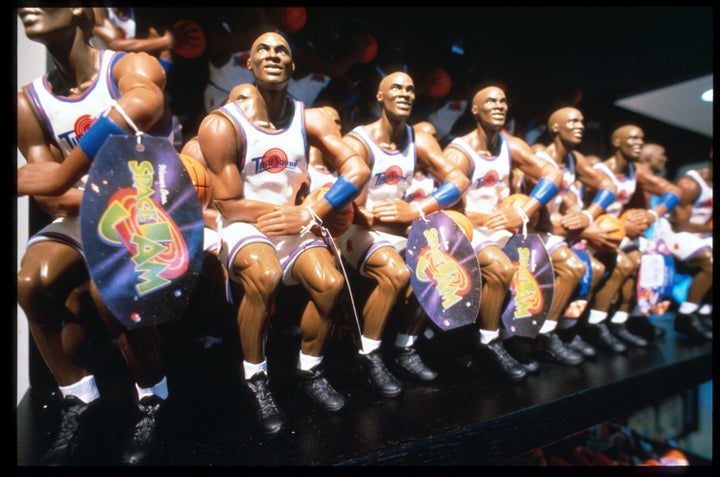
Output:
[500, 193, 539, 229]
[282, 7, 307, 33]
[426, 68, 452, 99]
[171, 20, 206, 59]
[444, 209, 473, 240]
[354, 33, 378, 64]
[586, 214, 625, 254]
[179, 153, 212, 210]
[311, 186, 354, 237]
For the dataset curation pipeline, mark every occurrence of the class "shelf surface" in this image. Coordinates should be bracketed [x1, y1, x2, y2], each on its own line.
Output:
[16, 312, 712, 466]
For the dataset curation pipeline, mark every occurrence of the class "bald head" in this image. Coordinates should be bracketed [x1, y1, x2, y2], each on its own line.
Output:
[547, 107, 581, 132]
[611, 124, 644, 160]
[640, 143, 668, 174]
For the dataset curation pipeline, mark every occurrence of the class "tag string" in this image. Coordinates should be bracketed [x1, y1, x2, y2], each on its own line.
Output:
[109, 100, 144, 146]
[515, 207, 529, 239]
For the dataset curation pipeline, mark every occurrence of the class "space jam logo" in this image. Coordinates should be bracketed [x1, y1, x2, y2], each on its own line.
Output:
[57, 114, 96, 151]
[510, 247, 543, 317]
[374, 165, 405, 186]
[252, 148, 299, 173]
[97, 160, 188, 295]
[475, 170, 499, 188]
[415, 228, 471, 310]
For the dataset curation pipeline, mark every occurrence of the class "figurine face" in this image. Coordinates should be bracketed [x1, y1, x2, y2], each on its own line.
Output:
[17, 7, 79, 42]
[248, 32, 295, 90]
[613, 125, 644, 162]
[555, 108, 585, 147]
[377, 71, 416, 120]
[472, 86, 507, 131]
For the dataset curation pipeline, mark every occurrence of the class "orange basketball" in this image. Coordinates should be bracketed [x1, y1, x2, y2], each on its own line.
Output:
[282, 7, 307, 33]
[354, 33, 378, 64]
[500, 193, 539, 229]
[587, 214, 626, 253]
[426, 68, 452, 99]
[179, 153, 212, 210]
[444, 209, 473, 241]
[171, 20, 206, 59]
[311, 186, 354, 237]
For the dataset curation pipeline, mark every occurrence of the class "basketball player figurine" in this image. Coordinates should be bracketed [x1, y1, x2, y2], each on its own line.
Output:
[17, 7, 178, 465]
[580, 124, 684, 351]
[196, 31, 370, 435]
[524, 106, 620, 364]
[334, 71, 470, 394]
[443, 84, 563, 381]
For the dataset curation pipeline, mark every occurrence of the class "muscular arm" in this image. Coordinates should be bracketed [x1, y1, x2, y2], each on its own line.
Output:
[671, 175, 711, 234]
[636, 163, 683, 218]
[17, 52, 169, 197]
[17, 91, 83, 216]
[305, 108, 370, 219]
[197, 112, 274, 223]
[485, 135, 562, 231]
[574, 151, 617, 217]
[92, 8, 174, 54]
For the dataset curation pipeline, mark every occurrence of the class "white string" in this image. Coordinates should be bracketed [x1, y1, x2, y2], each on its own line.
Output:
[301, 207, 323, 235]
[582, 210, 594, 226]
[109, 100, 143, 146]
[413, 202, 428, 223]
[515, 207, 529, 239]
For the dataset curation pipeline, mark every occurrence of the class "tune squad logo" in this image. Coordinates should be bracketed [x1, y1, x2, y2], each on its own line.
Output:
[260, 148, 289, 173]
[379, 165, 404, 185]
[74, 114, 96, 138]
[479, 170, 499, 188]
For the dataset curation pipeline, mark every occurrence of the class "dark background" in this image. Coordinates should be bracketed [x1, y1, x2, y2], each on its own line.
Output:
[159, 5, 712, 181]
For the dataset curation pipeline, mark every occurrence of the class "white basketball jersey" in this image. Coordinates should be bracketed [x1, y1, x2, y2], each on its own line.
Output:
[447, 133, 512, 214]
[685, 169, 713, 225]
[23, 50, 122, 158]
[217, 98, 309, 206]
[346, 125, 417, 212]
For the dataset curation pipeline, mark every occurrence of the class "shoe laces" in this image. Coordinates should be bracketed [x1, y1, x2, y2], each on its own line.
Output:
[248, 374, 279, 418]
[130, 398, 163, 445]
[47, 398, 86, 453]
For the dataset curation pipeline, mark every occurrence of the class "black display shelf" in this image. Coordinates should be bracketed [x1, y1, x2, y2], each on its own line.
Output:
[15, 313, 712, 466]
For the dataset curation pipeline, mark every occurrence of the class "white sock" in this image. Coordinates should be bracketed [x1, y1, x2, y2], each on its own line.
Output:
[610, 311, 629, 324]
[479, 328, 499, 345]
[539, 320, 558, 334]
[698, 304, 712, 315]
[588, 309, 608, 325]
[359, 335, 382, 354]
[59, 374, 100, 404]
[136, 376, 168, 401]
[298, 352, 323, 371]
[243, 360, 267, 380]
[394, 333, 417, 349]
[678, 302, 700, 315]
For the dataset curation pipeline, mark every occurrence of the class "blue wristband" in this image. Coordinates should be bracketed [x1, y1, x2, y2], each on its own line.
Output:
[431, 181, 461, 208]
[78, 114, 127, 159]
[591, 188, 616, 210]
[658, 191, 680, 212]
[324, 175, 360, 210]
[529, 177, 559, 206]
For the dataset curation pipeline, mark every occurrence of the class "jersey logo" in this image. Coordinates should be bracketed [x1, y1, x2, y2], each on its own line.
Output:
[477, 170, 499, 188]
[259, 148, 289, 173]
[375, 165, 404, 186]
[74, 114, 96, 138]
